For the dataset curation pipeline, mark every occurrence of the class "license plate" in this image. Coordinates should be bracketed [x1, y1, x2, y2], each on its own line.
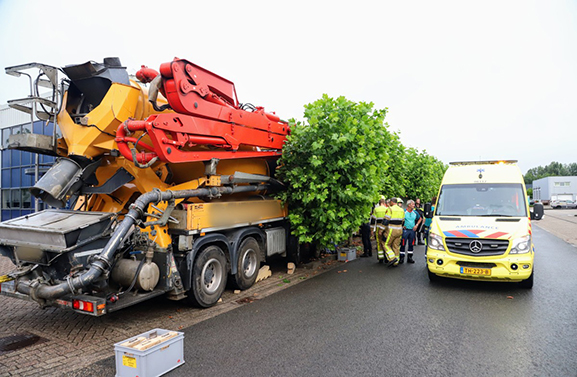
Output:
[460, 267, 491, 276]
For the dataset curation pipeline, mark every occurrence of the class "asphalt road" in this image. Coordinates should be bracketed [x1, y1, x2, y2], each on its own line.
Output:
[91, 225, 577, 377]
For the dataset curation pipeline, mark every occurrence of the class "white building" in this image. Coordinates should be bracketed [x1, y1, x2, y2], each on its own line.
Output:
[532, 176, 577, 203]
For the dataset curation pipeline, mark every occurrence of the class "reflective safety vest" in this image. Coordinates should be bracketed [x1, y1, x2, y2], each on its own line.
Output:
[385, 205, 405, 229]
[374, 205, 390, 230]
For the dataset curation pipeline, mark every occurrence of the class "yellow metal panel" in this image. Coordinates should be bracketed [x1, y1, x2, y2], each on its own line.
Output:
[57, 84, 142, 159]
[185, 200, 287, 231]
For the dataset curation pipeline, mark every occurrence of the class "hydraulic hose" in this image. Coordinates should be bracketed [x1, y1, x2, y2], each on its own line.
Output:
[16, 183, 270, 300]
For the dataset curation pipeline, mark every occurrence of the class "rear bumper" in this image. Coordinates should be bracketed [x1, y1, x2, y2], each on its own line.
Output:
[426, 248, 533, 282]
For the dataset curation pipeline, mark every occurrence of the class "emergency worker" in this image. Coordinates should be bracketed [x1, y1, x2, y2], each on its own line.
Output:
[383, 197, 404, 266]
[373, 198, 390, 263]
[400, 199, 422, 264]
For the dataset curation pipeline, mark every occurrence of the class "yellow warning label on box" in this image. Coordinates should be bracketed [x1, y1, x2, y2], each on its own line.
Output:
[123, 355, 137, 368]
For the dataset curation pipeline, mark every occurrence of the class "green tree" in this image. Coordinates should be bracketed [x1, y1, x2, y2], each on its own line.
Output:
[276, 95, 390, 248]
[524, 161, 575, 183]
[403, 148, 446, 202]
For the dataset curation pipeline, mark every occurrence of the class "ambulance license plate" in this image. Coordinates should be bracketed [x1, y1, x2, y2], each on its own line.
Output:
[460, 267, 491, 276]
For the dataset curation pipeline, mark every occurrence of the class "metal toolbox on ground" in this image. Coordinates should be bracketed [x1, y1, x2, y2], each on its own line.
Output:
[338, 247, 357, 261]
[114, 328, 184, 377]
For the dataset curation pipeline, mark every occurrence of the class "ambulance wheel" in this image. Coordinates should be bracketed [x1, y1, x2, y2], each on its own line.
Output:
[519, 271, 534, 289]
[188, 245, 228, 308]
[232, 237, 261, 290]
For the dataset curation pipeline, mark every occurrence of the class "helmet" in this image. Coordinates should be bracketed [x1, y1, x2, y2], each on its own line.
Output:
[398, 198, 403, 203]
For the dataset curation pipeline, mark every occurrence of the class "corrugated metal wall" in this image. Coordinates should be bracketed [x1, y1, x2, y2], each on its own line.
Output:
[0, 104, 32, 129]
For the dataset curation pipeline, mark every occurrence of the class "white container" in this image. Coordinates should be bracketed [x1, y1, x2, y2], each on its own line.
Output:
[338, 247, 356, 261]
[115, 328, 184, 377]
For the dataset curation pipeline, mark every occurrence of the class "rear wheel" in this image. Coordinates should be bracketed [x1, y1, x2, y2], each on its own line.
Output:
[519, 270, 534, 289]
[232, 237, 261, 290]
[188, 245, 228, 308]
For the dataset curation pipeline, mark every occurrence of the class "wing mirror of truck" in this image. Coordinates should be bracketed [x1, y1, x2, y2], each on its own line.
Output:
[424, 203, 433, 218]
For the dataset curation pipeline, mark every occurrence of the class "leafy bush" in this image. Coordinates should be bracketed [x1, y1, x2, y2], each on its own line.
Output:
[277, 95, 391, 248]
[277, 95, 447, 248]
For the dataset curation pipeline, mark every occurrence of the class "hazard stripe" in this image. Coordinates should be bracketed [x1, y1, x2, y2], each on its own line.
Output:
[443, 229, 483, 238]
[443, 230, 469, 238]
[484, 232, 508, 239]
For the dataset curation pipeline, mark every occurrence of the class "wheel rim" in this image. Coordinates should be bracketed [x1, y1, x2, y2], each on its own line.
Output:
[242, 248, 257, 277]
[201, 258, 223, 295]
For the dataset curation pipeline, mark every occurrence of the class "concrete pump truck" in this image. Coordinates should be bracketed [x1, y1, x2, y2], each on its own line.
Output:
[0, 57, 298, 315]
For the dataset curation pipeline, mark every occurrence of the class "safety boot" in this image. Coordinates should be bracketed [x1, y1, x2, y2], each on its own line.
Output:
[399, 255, 404, 264]
[407, 255, 415, 264]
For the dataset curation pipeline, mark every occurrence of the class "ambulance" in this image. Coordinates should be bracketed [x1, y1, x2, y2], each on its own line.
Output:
[426, 160, 534, 288]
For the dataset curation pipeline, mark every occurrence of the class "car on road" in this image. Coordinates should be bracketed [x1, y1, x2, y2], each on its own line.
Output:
[551, 199, 577, 209]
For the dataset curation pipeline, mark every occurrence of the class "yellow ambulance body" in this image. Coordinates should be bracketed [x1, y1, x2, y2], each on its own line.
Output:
[426, 160, 534, 288]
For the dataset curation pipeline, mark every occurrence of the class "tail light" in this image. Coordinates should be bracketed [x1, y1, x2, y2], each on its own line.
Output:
[73, 299, 94, 313]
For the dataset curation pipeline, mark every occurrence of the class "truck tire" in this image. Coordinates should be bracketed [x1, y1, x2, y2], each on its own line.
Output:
[189, 245, 228, 308]
[232, 237, 260, 290]
[519, 270, 534, 289]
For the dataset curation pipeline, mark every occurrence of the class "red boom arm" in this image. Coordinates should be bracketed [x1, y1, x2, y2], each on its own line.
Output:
[119, 59, 289, 165]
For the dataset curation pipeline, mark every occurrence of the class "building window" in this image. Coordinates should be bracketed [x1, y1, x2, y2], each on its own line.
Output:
[11, 189, 21, 208]
[554, 182, 571, 187]
[1, 189, 10, 209]
[2, 127, 11, 149]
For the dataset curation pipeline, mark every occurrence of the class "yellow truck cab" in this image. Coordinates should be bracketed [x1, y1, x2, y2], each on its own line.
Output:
[426, 160, 534, 288]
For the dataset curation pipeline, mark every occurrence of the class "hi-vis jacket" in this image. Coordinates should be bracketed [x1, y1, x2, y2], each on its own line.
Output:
[385, 205, 405, 229]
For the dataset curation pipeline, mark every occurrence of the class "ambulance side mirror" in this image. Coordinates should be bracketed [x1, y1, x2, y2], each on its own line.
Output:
[424, 203, 433, 218]
[531, 203, 544, 221]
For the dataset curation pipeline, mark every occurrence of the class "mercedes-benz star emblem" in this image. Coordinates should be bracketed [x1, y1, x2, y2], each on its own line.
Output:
[469, 240, 483, 253]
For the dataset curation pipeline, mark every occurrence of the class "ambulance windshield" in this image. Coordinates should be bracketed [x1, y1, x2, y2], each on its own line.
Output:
[436, 183, 527, 217]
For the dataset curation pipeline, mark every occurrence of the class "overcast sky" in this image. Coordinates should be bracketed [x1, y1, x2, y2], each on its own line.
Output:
[0, 0, 575, 174]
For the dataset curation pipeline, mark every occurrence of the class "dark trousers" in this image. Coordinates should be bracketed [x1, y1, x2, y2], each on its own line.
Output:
[401, 229, 416, 256]
[360, 223, 372, 255]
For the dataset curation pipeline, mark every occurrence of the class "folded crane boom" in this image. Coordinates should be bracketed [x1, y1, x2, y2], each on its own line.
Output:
[117, 58, 288, 166]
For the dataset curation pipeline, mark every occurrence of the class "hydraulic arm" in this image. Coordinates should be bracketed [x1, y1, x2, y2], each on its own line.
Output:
[116, 58, 289, 165]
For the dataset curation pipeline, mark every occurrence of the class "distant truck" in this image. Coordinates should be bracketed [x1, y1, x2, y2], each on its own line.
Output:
[425, 160, 538, 288]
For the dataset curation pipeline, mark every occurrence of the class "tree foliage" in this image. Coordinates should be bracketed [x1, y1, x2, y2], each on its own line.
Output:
[276, 95, 447, 248]
[524, 161, 577, 184]
[403, 148, 447, 202]
[277, 95, 389, 248]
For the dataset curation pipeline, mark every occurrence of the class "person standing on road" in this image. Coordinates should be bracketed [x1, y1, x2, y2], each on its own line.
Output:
[424, 196, 436, 247]
[415, 198, 425, 245]
[400, 199, 422, 264]
[373, 198, 390, 263]
[383, 197, 404, 266]
[360, 205, 374, 258]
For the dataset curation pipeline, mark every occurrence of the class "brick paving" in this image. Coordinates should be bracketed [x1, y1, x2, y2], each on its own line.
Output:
[0, 251, 346, 376]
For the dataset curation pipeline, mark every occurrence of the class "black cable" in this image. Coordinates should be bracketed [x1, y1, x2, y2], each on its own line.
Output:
[85, 123, 116, 137]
